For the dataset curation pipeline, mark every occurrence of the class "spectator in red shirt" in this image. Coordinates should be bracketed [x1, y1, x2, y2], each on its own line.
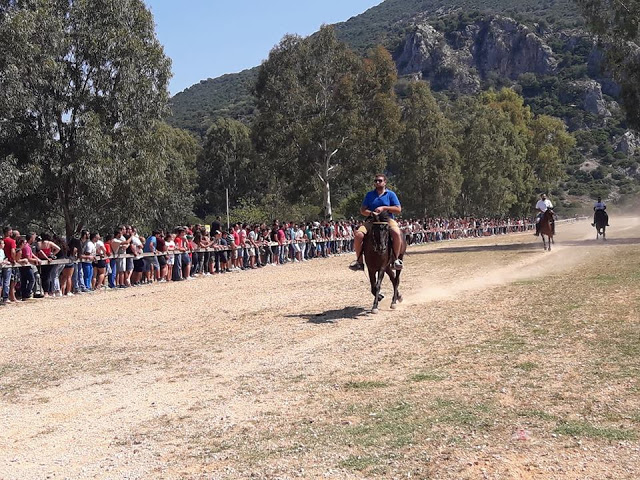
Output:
[2, 226, 17, 303]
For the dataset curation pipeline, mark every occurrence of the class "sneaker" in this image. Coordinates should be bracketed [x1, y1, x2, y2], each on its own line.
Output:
[348, 260, 364, 271]
[394, 259, 403, 270]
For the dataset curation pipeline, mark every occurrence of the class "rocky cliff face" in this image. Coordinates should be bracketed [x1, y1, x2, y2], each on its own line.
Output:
[396, 16, 557, 93]
[572, 79, 612, 117]
[616, 131, 639, 155]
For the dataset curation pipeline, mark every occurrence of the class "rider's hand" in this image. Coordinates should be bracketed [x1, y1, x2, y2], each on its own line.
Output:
[374, 207, 384, 214]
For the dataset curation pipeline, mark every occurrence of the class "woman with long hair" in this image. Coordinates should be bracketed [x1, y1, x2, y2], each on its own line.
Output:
[57, 238, 75, 296]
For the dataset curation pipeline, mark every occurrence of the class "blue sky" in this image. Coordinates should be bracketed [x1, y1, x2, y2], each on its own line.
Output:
[145, 0, 383, 95]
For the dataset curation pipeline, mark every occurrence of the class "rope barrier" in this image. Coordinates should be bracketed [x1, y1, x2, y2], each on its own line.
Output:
[0, 217, 589, 269]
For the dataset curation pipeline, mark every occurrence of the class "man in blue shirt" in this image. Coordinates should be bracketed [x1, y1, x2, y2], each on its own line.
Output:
[349, 173, 403, 271]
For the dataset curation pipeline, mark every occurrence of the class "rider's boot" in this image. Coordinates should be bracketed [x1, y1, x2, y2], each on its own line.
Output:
[349, 255, 364, 271]
[393, 259, 403, 270]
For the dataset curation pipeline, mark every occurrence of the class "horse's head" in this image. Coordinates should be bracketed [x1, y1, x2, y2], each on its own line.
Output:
[371, 221, 390, 255]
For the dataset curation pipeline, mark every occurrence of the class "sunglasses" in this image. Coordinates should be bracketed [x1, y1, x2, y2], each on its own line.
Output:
[374, 178, 385, 183]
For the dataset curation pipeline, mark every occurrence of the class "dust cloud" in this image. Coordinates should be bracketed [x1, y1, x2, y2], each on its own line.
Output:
[404, 217, 640, 306]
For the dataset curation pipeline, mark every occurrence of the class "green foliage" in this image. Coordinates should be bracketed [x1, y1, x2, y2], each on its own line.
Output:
[195, 118, 258, 218]
[254, 27, 400, 219]
[455, 91, 534, 216]
[168, 68, 258, 137]
[0, 0, 176, 236]
[393, 82, 462, 217]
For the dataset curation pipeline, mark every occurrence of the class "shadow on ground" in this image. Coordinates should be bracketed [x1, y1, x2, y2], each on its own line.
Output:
[410, 242, 540, 254]
[286, 306, 368, 324]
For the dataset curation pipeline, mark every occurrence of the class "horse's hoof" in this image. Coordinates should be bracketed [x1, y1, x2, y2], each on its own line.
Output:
[390, 303, 397, 310]
[371, 308, 379, 314]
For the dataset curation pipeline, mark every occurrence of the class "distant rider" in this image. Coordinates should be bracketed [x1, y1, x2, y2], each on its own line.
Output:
[534, 193, 554, 236]
[349, 174, 403, 271]
[592, 196, 609, 227]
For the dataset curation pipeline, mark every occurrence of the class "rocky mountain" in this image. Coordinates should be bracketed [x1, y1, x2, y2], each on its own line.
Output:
[395, 17, 557, 92]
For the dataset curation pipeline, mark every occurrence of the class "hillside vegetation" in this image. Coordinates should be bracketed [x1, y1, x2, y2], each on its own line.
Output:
[167, 0, 640, 215]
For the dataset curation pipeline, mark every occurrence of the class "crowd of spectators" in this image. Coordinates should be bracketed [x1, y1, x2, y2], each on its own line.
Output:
[1, 216, 533, 306]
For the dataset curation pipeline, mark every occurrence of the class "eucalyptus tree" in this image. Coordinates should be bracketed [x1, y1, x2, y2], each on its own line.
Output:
[195, 118, 256, 218]
[455, 89, 573, 216]
[394, 81, 461, 217]
[0, 0, 174, 236]
[254, 26, 400, 219]
[454, 95, 531, 217]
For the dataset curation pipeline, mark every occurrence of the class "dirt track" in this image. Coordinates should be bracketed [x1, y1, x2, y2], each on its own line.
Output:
[1, 218, 639, 479]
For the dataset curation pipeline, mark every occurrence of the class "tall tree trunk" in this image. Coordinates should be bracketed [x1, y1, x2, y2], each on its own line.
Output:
[320, 151, 333, 220]
[318, 147, 338, 220]
[323, 178, 332, 220]
[61, 184, 76, 239]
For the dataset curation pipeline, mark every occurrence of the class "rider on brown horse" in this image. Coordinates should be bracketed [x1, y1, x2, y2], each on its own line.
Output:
[349, 174, 404, 271]
[534, 193, 555, 236]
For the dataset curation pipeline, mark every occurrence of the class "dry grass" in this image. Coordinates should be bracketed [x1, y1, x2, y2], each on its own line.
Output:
[1, 219, 639, 479]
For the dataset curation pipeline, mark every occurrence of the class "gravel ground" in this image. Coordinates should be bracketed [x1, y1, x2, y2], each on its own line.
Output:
[1, 218, 639, 479]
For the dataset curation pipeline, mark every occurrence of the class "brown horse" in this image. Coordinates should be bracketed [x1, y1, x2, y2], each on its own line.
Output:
[539, 209, 555, 251]
[362, 216, 406, 313]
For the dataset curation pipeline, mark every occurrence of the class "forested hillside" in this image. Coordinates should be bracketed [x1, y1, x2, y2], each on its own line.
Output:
[167, 0, 640, 217]
[169, 68, 258, 136]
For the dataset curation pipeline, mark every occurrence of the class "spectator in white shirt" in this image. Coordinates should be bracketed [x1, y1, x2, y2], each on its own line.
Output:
[592, 196, 609, 227]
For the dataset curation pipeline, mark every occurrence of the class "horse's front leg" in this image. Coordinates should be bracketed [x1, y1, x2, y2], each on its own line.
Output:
[541, 233, 546, 251]
[387, 266, 402, 309]
[371, 269, 385, 314]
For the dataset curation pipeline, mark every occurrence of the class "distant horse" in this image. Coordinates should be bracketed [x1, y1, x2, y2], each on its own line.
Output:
[594, 209, 607, 240]
[362, 215, 406, 313]
[539, 209, 555, 251]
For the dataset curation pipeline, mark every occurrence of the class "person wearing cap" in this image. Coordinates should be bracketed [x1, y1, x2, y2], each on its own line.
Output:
[592, 196, 609, 227]
[349, 173, 404, 271]
[534, 193, 554, 236]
